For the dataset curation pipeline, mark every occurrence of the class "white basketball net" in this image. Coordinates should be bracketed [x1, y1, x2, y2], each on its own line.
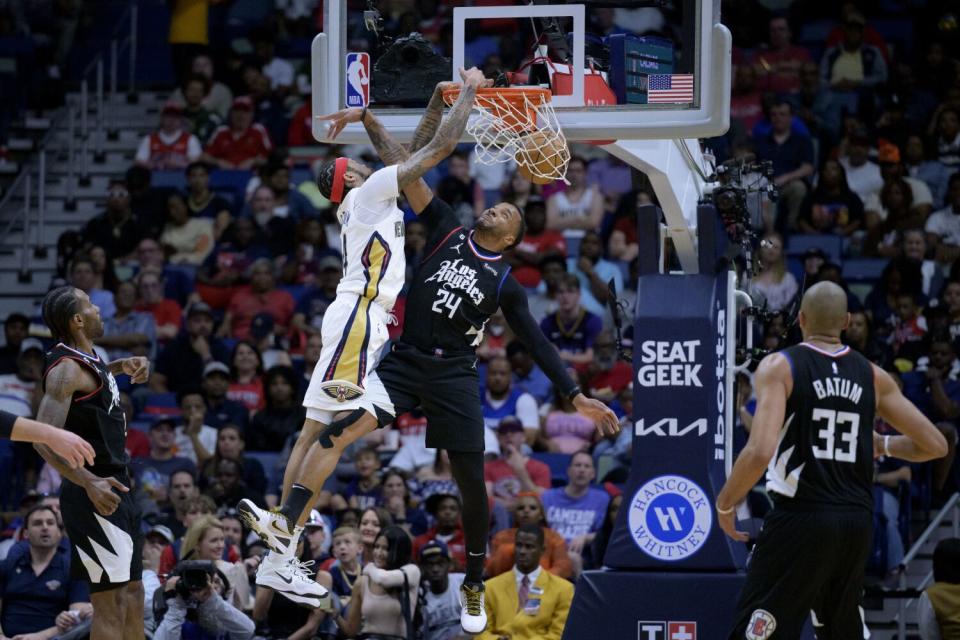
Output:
[448, 89, 570, 183]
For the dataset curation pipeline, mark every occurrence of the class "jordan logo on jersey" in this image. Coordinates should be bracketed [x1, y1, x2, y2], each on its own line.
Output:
[425, 258, 485, 305]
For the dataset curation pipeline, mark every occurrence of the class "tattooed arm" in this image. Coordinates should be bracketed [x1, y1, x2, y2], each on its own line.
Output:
[408, 84, 450, 153]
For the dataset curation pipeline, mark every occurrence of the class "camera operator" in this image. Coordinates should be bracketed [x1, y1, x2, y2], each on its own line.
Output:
[155, 561, 254, 640]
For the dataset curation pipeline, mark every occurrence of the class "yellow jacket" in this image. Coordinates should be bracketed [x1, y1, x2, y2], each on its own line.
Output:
[478, 568, 574, 640]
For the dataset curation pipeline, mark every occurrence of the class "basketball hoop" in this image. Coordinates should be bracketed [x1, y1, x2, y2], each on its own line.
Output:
[442, 85, 570, 183]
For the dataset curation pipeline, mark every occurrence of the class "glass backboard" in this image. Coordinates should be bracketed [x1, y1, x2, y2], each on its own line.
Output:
[312, 1, 731, 144]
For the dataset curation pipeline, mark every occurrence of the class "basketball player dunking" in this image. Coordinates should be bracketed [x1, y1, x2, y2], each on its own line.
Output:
[242, 89, 621, 633]
[717, 282, 948, 639]
[35, 286, 151, 639]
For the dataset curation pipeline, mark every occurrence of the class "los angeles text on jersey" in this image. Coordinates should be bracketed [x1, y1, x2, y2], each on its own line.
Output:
[424, 258, 485, 305]
[812, 376, 864, 404]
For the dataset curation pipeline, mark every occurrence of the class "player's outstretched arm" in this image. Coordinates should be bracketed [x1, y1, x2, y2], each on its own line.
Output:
[498, 276, 620, 437]
[107, 356, 150, 384]
[873, 365, 949, 462]
[0, 411, 95, 468]
[716, 352, 791, 541]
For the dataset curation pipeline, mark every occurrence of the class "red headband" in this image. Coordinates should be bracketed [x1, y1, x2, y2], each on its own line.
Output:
[330, 157, 350, 203]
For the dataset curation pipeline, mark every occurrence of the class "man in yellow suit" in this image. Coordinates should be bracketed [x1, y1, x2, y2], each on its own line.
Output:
[480, 524, 574, 640]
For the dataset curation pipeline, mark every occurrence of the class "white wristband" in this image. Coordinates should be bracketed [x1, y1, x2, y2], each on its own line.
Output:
[715, 501, 735, 515]
[883, 435, 891, 457]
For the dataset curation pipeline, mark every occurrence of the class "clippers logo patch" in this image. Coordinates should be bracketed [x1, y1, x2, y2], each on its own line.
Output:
[745, 610, 777, 639]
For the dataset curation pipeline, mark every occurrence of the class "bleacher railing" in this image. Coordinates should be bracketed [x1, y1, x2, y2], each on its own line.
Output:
[0, 1, 138, 284]
[895, 492, 959, 639]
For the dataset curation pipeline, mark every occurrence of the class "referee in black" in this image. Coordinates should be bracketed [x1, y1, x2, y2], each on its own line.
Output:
[717, 282, 948, 639]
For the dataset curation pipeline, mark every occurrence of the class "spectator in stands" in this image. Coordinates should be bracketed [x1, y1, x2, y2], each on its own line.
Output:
[68, 253, 116, 319]
[584, 330, 632, 403]
[416, 450, 459, 505]
[135, 102, 202, 171]
[156, 469, 199, 539]
[541, 452, 608, 571]
[486, 493, 572, 579]
[0, 338, 42, 418]
[381, 470, 428, 537]
[81, 179, 142, 261]
[152, 301, 230, 394]
[296, 333, 324, 399]
[730, 64, 764, 140]
[844, 310, 893, 368]
[540, 274, 602, 368]
[89, 245, 118, 292]
[875, 441, 910, 575]
[250, 26, 294, 95]
[98, 280, 157, 362]
[567, 231, 622, 318]
[247, 365, 304, 452]
[839, 131, 883, 207]
[503, 170, 538, 212]
[328, 526, 363, 608]
[134, 268, 181, 343]
[171, 54, 233, 119]
[357, 507, 392, 565]
[205, 457, 264, 510]
[200, 362, 250, 431]
[196, 218, 269, 310]
[542, 388, 597, 455]
[905, 134, 951, 208]
[176, 388, 218, 468]
[220, 258, 295, 341]
[135, 237, 194, 306]
[185, 161, 232, 239]
[901, 231, 945, 299]
[261, 160, 317, 221]
[241, 63, 289, 147]
[333, 447, 384, 511]
[546, 156, 604, 234]
[527, 255, 567, 322]
[584, 154, 632, 203]
[0, 313, 28, 375]
[482, 524, 573, 640]
[332, 526, 421, 639]
[935, 107, 960, 168]
[485, 418, 551, 508]
[226, 340, 265, 413]
[0, 505, 91, 639]
[248, 185, 298, 257]
[926, 172, 960, 265]
[798, 158, 864, 236]
[869, 143, 935, 221]
[918, 538, 960, 639]
[198, 423, 265, 495]
[607, 190, 651, 264]
[413, 493, 467, 572]
[589, 486, 622, 568]
[867, 180, 926, 258]
[819, 10, 888, 129]
[482, 356, 540, 452]
[752, 15, 811, 95]
[755, 100, 814, 231]
[749, 232, 798, 312]
[180, 74, 221, 144]
[418, 539, 465, 640]
[202, 97, 273, 170]
[175, 515, 251, 612]
[291, 255, 342, 338]
[508, 197, 565, 289]
[507, 340, 553, 406]
[160, 192, 215, 266]
[134, 418, 196, 508]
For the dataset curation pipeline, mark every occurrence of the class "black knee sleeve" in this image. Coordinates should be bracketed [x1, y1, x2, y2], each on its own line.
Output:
[317, 408, 368, 448]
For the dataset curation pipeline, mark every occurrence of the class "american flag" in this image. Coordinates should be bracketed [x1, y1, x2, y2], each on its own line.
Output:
[647, 74, 694, 103]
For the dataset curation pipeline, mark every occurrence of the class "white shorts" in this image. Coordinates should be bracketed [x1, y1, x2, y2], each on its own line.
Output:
[303, 293, 392, 424]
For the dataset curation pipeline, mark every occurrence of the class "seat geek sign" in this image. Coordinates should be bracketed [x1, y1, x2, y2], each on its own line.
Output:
[636, 340, 703, 387]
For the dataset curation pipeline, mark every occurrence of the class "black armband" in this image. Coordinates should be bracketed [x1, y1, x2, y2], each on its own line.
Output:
[0, 410, 16, 439]
[566, 386, 582, 401]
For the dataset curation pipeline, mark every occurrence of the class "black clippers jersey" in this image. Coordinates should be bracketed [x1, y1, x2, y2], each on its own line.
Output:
[401, 200, 511, 355]
[44, 343, 129, 469]
[766, 343, 875, 512]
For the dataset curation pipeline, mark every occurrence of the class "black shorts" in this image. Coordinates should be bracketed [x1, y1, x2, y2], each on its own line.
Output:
[366, 343, 484, 452]
[729, 506, 872, 640]
[60, 472, 144, 593]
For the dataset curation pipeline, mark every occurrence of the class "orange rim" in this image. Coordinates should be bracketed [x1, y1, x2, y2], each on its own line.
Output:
[442, 85, 552, 133]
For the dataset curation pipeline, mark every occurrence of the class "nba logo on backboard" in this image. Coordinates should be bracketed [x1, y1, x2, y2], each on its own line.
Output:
[345, 52, 370, 107]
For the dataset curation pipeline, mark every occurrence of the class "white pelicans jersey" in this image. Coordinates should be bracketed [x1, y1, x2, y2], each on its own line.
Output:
[335, 164, 406, 312]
